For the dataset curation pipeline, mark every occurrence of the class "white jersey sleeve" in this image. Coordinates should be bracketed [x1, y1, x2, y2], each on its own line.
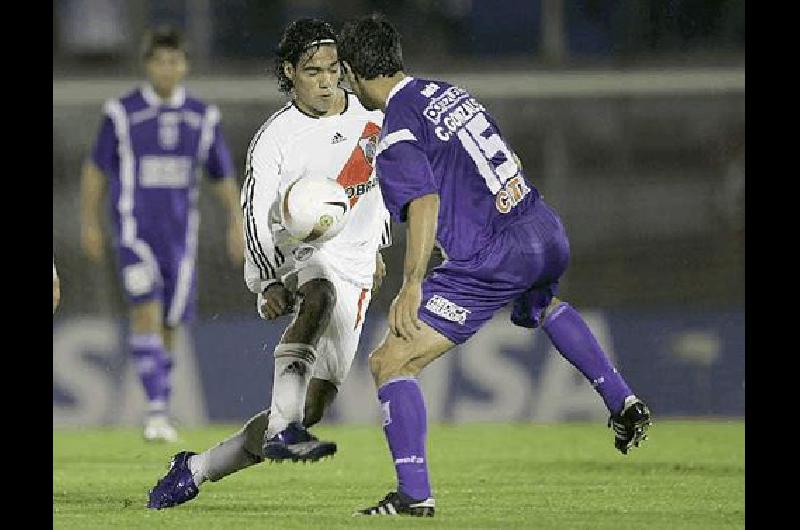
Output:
[242, 126, 282, 294]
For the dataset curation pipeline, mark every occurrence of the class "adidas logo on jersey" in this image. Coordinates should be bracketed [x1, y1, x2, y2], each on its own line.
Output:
[331, 132, 347, 144]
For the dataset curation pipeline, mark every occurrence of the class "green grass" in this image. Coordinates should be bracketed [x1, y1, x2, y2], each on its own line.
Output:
[53, 420, 744, 529]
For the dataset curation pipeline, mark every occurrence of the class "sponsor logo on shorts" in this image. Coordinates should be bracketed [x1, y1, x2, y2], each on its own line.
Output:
[394, 455, 425, 465]
[425, 295, 470, 325]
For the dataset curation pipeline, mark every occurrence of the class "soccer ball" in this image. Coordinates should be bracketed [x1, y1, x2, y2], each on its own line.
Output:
[282, 178, 351, 243]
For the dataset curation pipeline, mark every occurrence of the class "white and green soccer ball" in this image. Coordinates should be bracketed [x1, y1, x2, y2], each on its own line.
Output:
[282, 178, 351, 243]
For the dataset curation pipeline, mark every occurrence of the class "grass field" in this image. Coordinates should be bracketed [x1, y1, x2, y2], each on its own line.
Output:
[53, 420, 744, 529]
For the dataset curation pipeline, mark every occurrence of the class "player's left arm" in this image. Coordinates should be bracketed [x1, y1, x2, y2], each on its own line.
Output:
[391, 193, 439, 340]
[202, 106, 244, 266]
[211, 178, 245, 266]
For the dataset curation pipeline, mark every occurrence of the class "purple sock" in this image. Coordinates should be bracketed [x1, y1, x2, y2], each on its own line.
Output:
[130, 334, 169, 414]
[159, 355, 174, 404]
[543, 303, 633, 414]
[377, 378, 432, 500]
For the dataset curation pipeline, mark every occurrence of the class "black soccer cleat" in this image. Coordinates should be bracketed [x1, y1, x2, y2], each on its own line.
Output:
[354, 491, 435, 517]
[609, 396, 652, 455]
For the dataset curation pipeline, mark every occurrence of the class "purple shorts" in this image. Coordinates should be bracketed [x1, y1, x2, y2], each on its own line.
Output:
[419, 199, 570, 344]
[114, 238, 197, 327]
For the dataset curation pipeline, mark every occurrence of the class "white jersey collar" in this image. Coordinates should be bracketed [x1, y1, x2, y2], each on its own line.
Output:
[386, 76, 414, 108]
[142, 83, 186, 108]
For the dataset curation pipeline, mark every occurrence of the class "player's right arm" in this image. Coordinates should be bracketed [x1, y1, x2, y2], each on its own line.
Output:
[81, 108, 117, 264]
[242, 126, 293, 318]
[80, 161, 106, 263]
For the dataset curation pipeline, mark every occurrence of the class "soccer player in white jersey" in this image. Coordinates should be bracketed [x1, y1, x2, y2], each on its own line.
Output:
[147, 19, 392, 510]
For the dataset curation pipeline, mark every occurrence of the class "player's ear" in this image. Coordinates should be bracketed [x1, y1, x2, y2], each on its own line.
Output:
[283, 61, 295, 82]
[342, 61, 356, 81]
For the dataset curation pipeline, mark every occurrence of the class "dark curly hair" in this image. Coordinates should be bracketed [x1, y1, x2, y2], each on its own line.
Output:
[338, 13, 404, 80]
[274, 18, 338, 95]
[141, 26, 187, 61]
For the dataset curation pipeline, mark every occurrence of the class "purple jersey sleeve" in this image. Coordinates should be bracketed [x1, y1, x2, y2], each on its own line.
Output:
[90, 114, 118, 175]
[204, 123, 235, 180]
[377, 141, 437, 223]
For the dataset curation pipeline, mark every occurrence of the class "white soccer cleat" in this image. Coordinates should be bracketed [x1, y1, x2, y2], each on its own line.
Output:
[144, 415, 179, 443]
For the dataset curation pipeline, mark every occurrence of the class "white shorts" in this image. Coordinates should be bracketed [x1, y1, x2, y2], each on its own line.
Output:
[285, 254, 373, 387]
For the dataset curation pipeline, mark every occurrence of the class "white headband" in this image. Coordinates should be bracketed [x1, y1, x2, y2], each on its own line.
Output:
[305, 39, 336, 49]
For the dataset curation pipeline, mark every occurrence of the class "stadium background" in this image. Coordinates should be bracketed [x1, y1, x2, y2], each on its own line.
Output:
[52, 0, 744, 427]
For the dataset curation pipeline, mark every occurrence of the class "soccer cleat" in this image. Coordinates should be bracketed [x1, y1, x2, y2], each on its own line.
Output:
[354, 491, 435, 517]
[143, 415, 179, 443]
[609, 396, 652, 455]
[262, 422, 337, 462]
[147, 451, 199, 509]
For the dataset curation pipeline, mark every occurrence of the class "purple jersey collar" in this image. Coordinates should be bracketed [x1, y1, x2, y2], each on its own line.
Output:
[386, 76, 414, 108]
[141, 83, 186, 108]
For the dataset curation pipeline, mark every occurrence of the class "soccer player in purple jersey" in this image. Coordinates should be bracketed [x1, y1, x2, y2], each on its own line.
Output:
[80, 27, 244, 443]
[339, 14, 652, 517]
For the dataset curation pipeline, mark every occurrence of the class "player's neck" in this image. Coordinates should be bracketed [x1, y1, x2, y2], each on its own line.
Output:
[377, 72, 407, 111]
[150, 84, 179, 102]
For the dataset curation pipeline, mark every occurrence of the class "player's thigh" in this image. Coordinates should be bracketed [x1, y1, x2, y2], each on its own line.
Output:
[416, 258, 527, 347]
[311, 276, 372, 387]
[369, 322, 455, 387]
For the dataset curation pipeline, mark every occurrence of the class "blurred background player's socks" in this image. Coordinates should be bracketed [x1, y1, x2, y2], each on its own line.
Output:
[378, 378, 432, 501]
[189, 411, 269, 486]
[542, 303, 632, 414]
[265, 343, 316, 438]
[130, 334, 170, 415]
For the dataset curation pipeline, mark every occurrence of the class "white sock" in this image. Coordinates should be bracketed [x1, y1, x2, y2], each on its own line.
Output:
[265, 343, 316, 439]
[188, 454, 209, 487]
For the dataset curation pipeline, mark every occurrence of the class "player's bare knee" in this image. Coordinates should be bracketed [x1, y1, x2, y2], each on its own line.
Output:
[284, 279, 336, 344]
[369, 344, 414, 385]
[130, 301, 162, 335]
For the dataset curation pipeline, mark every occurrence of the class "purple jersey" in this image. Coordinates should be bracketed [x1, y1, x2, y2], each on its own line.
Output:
[376, 77, 538, 262]
[92, 84, 234, 249]
[90, 84, 235, 324]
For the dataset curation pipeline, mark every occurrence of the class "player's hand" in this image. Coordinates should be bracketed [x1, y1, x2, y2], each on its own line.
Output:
[227, 222, 245, 266]
[258, 283, 294, 320]
[372, 252, 386, 294]
[81, 223, 104, 263]
[389, 279, 423, 341]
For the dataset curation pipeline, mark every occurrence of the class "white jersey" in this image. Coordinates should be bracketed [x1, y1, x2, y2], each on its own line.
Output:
[242, 91, 391, 293]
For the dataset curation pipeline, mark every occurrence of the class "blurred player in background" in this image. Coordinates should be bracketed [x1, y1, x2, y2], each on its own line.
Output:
[147, 18, 391, 509]
[339, 14, 652, 517]
[80, 27, 244, 443]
